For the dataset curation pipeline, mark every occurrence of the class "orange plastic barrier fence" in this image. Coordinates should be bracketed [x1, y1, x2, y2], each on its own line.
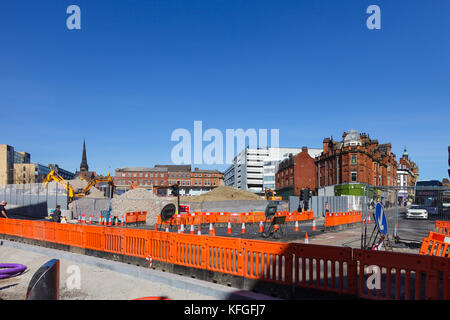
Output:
[1, 218, 449, 300]
[436, 221, 450, 236]
[292, 244, 356, 295]
[420, 232, 450, 258]
[242, 239, 292, 286]
[353, 249, 444, 300]
[206, 236, 243, 276]
[325, 211, 361, 227]
[125, 212, 137, 224]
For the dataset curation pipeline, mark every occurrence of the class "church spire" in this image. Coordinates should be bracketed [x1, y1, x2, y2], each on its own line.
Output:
[80, 139, 89, 172]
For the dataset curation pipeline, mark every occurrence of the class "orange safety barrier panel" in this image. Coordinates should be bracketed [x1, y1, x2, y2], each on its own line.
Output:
[353, 249, 440, 300]
[125, 212, 137, 224]
[253, 212, 265, 223]
[44, 221, 56, 243]
[172, 233, 206, 270]
[228, 213, 242, 224]
[242, 239, 292, 286]
[292, 244, 356, 294]
[22, 220, 34, 239]
[205, 236, 244, 276]
[147, 230, 172, 264]
[104, 227, 123, 254]
[32, 221, 46, 241]
[420, 232, 450, 258]
[137, 211, 147, 223]
[67, 223, 84, 248]
[123, 228, 148, 258]
[83, 225, 104, 251]
[54, 223, 70, 246]
[215, 212, 229, 224]
[292, 244, 355, 295]
[436, 221, 450, 236]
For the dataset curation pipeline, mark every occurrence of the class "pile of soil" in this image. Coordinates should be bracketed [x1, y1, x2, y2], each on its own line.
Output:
[182, 186, 263, 202]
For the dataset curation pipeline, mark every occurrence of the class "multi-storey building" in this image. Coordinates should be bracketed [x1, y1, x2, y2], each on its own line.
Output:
[275, 147, 320, 198]
[397, 148, 419, 203]
[114, 165, 224, 196]
[225, 147, 322, 194]
[316, 130, 398, 194]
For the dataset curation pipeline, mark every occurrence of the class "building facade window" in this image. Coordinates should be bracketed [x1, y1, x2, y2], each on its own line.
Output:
[351, 154, 357, 165]
[351, 171, 357, 182]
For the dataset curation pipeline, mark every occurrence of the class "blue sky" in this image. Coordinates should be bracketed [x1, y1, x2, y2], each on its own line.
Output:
[0, 0, 449, 180]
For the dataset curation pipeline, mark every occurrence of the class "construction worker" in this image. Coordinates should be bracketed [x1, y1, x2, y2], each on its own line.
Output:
[51, 205, 62, 223]
[0, 201, 8, 218]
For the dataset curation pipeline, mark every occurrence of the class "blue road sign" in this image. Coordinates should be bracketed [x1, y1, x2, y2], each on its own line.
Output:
[375, 202, 388, 235]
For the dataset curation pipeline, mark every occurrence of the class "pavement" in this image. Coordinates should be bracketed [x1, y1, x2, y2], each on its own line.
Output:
[0, 240, 275, 301]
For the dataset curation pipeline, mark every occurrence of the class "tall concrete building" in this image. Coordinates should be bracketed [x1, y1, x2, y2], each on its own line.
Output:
[224, 147, 322, 194]
[0, 144, 31, 185]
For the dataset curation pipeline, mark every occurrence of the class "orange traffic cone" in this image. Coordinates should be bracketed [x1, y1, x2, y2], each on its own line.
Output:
[180, 223, 185, 233]
[154, 223, 158, 231]
[312, 219, 317, 231]
[294, 220, 299, 232]
[165, 224, 169, 232]
[115, 217, 118, 226]
[108, 216, 112, 226]
[197, 225, 202, 236]
[209, 223, 214, 235]
[367, 215, 371, 224]
[121, 216, 124, 227]
[226, 221, 232, 234]
[88, 214, 92, 225]
[177, 224, 181, 233]
[258, 221, 264, 233]
[304, 232, 309, 244]
[241, 222, 246, 234]
[190, 224, 195, 235]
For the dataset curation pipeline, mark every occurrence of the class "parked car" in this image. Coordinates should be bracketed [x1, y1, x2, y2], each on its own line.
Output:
[405, 205, 428, 219]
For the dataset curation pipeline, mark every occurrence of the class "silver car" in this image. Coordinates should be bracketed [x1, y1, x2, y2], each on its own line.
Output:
[406, 205, 428, 219]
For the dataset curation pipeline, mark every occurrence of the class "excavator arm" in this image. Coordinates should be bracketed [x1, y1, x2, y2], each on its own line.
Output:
[42, 170, 75, 198]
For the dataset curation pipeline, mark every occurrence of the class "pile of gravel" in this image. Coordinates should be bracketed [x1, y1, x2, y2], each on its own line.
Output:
[111, 188, 173, 225]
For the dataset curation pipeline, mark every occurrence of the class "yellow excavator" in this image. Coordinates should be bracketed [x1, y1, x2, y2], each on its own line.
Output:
[82, 174, 115, 196]
[42, 170, 78, 199]
[42, 170, 115, 202]
[264, 188, 282, 201]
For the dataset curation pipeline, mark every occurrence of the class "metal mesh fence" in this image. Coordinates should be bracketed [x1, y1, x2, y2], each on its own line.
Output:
[0, 182, 69, 209]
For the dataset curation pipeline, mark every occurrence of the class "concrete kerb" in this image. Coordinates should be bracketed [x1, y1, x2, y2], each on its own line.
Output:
[0, 239, 278, 301]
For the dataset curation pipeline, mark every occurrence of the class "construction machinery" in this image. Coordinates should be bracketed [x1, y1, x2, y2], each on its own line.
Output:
[81, 173, 115, 197]
[42, 170, 78, 200]
[264, 188, 282, 201]
[42, 170, 115, 202]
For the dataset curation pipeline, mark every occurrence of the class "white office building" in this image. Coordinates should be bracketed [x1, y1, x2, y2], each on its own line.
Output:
[225, 147, 322, 194]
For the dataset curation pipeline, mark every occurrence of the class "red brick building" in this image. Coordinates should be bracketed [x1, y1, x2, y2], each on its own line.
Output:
[316, 130, 398, 188]
[275, 147, 318, 198]
[114, 165, 224, 196]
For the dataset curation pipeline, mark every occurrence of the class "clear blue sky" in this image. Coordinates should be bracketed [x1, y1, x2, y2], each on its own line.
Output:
[0, 0, 449, 180]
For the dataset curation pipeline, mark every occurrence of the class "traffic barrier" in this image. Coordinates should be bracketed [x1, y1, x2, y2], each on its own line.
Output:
[324, 211, 362, 228]
[420, 232, 450, 258]
[1, 218, 449, 300]
[353, 249, 441, 300]
[436, 221, 450, 236]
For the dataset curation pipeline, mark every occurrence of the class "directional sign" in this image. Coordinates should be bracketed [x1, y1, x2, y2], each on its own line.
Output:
[375, 202, 388, 235]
